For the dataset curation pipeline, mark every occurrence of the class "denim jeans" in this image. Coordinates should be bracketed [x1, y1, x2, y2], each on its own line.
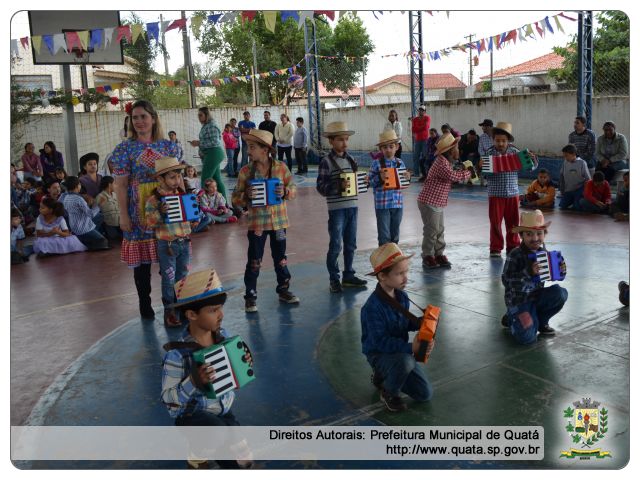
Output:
[327, 207, 358, 283]
[240, 140, 249, 168]
[413, 140, 427, 176]
[191, 214, 213, 233]
[225, 148, 236, 175]
[578, 198, 609, 214]
[157, 238, 191, 310]
[76, 228, 109, 250]
[244, 229, 291, 298]
[375, 208, 403, 246]
[507, 284, 568, 345]
[367, 352, 433, 401]
[559, 186, 584, 210]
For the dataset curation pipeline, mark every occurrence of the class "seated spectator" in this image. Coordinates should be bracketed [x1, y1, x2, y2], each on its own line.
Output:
[95, 176, 122, 241]
[79, 152, 103, 199]
[568, 116, 596, 175]
[10, 164, 20, 206]
[595, 121, 629, 183]
[459, 129, 480, 163]
[40, 141, 64, 180]
[11, 208, 32, 264]
[44, 180, 63, 202]
[34, 197, 87, 257]
[521, 169, 556, 209]
[579, 171, 611, 214]
[183, 165, 201, 193]
[21, 143, 44, 181]
[16, 177, 37, 223]
[54, 167, 68, 192]
[441, 123, 461, 139]
[199, 178, 237, 224]
[611, 171, 629, 221]
[61, 176, 110, 251]
[559, 144, 590, 211]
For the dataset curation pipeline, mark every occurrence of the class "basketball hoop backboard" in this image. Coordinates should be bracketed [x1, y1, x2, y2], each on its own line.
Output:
[28, 11, 124, 65]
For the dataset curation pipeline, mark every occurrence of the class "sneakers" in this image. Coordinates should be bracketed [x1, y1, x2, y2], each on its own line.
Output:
[490, 250, 502, 257]
[227, 215, 238, 223]
[435, 255, 451, 267]
[342, 276, 368, 288]
[538, 325, 556, 336]
[278, 290, 300, 304]
[329, 281, 343, 293]
[422, 255, 438, 269]
[371, 370, 384, 390]
[380, 389, 407, 412]
[501, 314, 510, 329]
[245, 297, 258, 313]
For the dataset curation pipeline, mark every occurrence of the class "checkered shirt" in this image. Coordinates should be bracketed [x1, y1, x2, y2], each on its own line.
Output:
[502, 244, 545, 309]
[568, 129, 596, 166]
[198, 121, 222, 156]
[485, 145, 520, 198]
[417, 155, 471, 207]
[62, 192, 97, 235]
[478, 133, 493, 156]
[145, 189, 192, 241]
[368, 157, 406, 209]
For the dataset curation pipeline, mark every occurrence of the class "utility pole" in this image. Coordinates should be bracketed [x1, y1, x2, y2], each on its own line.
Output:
[466, 34, 474, 86]
[181, 11, 196, 108]
[252, 37, 259, 106]
[160, 14, 169, 76]
[490, 46, 494, 98]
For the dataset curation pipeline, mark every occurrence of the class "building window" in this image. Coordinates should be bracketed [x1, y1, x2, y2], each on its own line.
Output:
[11, 75, 53, 91]
[530, 85, 551, 93]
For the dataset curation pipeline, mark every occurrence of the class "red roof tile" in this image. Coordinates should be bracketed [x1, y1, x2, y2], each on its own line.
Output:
[480, 52, 565, 80]
[365, 73, 467, 92]
[317, 81, 362, 97]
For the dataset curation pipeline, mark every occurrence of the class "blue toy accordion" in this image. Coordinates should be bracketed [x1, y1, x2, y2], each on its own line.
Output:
[192, 335, 256, 399]
[528, 250, 566, 283]
[249, 178, 283, 207]
[162, 194, 200, 223]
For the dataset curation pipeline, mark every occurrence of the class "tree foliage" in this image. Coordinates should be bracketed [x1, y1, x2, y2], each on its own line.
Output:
[194, 12, 373, 105]
[549, 11, 629, 94]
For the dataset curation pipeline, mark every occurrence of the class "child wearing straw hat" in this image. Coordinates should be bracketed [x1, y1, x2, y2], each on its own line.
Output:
[145, 157, 193, 328]
[501, 210, 567, 345]
[317, 121, 369, 293]
[161, 269, 253, 469]
[368, 130, 410, 246]
[231, 129, 299, 313]
[361, 243, 434, 412]
[417, 132, 474, 269]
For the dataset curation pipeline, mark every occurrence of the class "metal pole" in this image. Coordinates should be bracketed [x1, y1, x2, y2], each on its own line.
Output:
[417, 12, 424, 105]
[466, 34, 474, 86]
[160, 14, 169, 76]
[181, 11, 196, 108]
[577, 12, 584, 117]
[251, 66, 257, 106]
[584, 11, 593, 129]
[490, 47, 493, 98]
[60, 65, 79, 175]
[361, 57, 366, 107]
[252, 37, 259, 106]
[80, 65, 90, 112]
[312, 21, 321, 149]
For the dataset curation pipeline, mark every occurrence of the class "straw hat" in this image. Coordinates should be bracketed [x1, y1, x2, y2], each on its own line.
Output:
[376, 129, 401, 147]
[322, 121, 355, 137]
[478, 118, 493, 127]
[434, 132, 459, 155]
[169, 269, 228, 308]
[492, 121, 514, 142]
[367, 243, 414, 276]
[241, 129, 276, 154]
[511, 209, 551, 233]
[154, 156, 186, 177]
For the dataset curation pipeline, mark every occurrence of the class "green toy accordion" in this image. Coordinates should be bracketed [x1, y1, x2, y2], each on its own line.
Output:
[192, 336, 256, 399]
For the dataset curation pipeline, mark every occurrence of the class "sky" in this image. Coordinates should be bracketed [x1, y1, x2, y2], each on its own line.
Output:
[10, 9, 581, 88]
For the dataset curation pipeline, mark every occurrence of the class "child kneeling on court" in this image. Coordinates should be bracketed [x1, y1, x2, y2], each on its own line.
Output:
[361, 243, 434, 412]
[161, 269, 253, 469]
[501, 210, 568, 345]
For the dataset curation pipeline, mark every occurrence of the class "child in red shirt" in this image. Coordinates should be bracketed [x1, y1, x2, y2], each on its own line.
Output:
[579, 171, 611, 213]
[223, 123, 239, 177]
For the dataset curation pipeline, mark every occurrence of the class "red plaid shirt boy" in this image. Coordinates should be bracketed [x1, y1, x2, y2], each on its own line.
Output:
[417, 154, 471, 207]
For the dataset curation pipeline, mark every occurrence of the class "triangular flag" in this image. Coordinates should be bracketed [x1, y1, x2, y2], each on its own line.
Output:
[559, 12, 577, 21]
[494, 34, 502, 49]
[52, 33, 67, 54]
[220, 12, 238, 23]
[167, 80, 175, 87]
[32, 35, 42, 54]
[554, 15, 565, 34]
[131, 24, 144, 44]
[43, 35, 54, 55]
[116, 26, 132, 44]
[146, 23, 159, 42]
[433, 51, 440, 60]
[77, 31, 89, 50]
[104, 85, 112, 92]
[20, 37, 29, 49]
[505, 29, 517, 45]
[544, 16, 554, 34]
[281, 11, 299, 23]
[10, 39, 19, 57]
[89, 30, 103, 50]
[160, 21, 170, 33]
[65, 32, 82, 51]
[298, 11, 314, 28]
[208, 14, 222, 24]
[104, 28, 115, 48]
[525, 23, 535, 38]
[535, 22, 544, 37]
[213, 79, 220, 86]
[241, 11, 256, 23]
[191, 15, 205, 36]
[315, 11, 335, 20]
[518, 27, 526, 42]
[96, 86, 105, 93]
[487, 36, 493, 52]
[166, 19, 187, 32]
[264, 11, 277, 33]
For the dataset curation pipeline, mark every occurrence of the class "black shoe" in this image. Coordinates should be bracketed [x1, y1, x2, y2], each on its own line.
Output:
[329, 281, 343, 293]
[245, 296, 258, 313]
[278, 290, 300, 304]
[140, 300, 155, 320]
[538, 325, 556, 336]
[380, 390, 407, 412]
[501, 314, 510, 328]
[342, 276, 368, 288]
[371, 370, 384, 390]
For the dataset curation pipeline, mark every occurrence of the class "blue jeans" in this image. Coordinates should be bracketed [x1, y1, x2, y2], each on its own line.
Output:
[559, 186, 584, 210]
[507, 284, 568, 345]
[244, 230, 291, 298]
[76, 228, 109, 250]
[225, 148, 235, 175]
[157, 238, 191, 310]
[375, 208, 403, 246]
[367, 352, 433, 401]
[327, 207, 358, 283]
[191, 214, 213, 233]
[413, 140, 427, 176]
[578, 198, 609, 214]
[240, 140, 249, 168]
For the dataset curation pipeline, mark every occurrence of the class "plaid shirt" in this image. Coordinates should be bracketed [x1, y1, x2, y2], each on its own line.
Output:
[198, 121, 222, 156]
[232, 159, 295, 231]
[417, 155, 471, 207]
[485, 145, 520, 198]
[568, 129, 596, 167]
[145, 188, 192, 241]
[368, 157, 406, 209]
[161, 327, 235, 418]
[478, 133, 493, 156]
[501, 244, 545, 309]
[62, 192, 97, 235]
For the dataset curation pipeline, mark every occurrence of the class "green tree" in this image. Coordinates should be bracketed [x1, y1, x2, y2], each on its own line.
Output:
[194, 12, 373, 105]
[549, 11, 629, 95]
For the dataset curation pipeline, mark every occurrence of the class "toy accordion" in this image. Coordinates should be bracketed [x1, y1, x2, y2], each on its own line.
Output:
[249, 178, 283, 207]
[192, 335, 256, 399]
[381, 167, 410, 190]
[340, 171, 368, 197]
[162, 194, 200, 223]
[528, 250, 566, 283]
[416, 305, 441, 363]
[481, 149, 535, 174]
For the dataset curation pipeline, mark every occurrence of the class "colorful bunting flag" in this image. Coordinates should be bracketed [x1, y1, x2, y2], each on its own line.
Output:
[131, 24, 145, 44]
[298, 11, 314, 28]
[281, 11, 299, 23]
[554, 15, 565, 33]
[208, 13, 223, 24]
[264, 11, 277, 32]
[315, 10, 335, 20]
[116, 26, 131, 44]
[544, 16, 554, 34]
[43, 35, 54, 55]
[103, 28, 115, 48]
[160, 20, 170, 34]
[191, 15, 205, 36]
[20, 37, 29, 49]
[32, 35, 42, 54]
[241, 11, 256, 23]
[146, 23, 159, 42]
[77, 31, 89, 50]
[52, 33, 67, 54]
[166, 18, 186, 32]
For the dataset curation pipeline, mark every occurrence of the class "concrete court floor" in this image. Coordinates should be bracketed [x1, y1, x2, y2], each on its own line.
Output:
[10, 172, 630, 468]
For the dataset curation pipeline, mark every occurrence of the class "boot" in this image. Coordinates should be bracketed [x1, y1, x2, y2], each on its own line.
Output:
[134, 264, 155, 320]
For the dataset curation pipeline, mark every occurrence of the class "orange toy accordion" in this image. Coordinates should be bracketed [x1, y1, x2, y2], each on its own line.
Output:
[381, 167, 410, 190]
[416, 305, 441, 363]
